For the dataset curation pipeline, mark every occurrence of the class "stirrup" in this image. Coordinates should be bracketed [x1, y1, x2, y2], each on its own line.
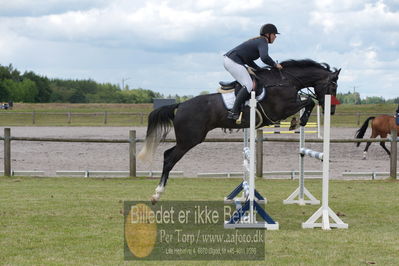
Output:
[227, 111, 239, 120]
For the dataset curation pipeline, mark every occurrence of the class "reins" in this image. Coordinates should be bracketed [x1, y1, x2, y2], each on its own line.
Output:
[279, 69, 336, 102]
[253, 66, 336, 124]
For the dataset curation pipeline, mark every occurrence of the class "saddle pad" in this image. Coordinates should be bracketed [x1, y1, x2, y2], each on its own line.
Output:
[221, 88, 266, 110]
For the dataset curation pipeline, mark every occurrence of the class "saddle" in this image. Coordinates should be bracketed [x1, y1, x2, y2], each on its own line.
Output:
[219, 79, 264, 97]
[218, 80, 243, 93]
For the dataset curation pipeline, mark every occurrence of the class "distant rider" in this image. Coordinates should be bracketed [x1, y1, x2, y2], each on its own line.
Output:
[223, 23, 283, 120]
[396, 104, 399, 125]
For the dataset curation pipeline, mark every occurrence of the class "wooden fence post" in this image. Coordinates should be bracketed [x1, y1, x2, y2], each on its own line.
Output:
[129, 130, 136, 177]
[390, 128, 397, 179]
[4, 128, 11, 176]
[256, 129, 263, 178]
[104, 111, 108, 124]
[140, 113, 144, 124]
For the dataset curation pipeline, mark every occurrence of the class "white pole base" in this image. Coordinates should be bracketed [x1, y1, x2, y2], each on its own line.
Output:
[302, 206, 348, 230]
[224, 222, 279, 230]
[224, 197, 267, 204]
[283, 187, 320, 205]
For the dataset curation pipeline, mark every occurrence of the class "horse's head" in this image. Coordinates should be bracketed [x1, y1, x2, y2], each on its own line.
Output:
[273, 60, 341, 115]
[314, 69, 341, 115]
[257, 59, 341, 115]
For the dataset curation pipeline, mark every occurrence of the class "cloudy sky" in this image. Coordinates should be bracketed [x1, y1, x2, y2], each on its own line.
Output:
[0, 0, 398, 98]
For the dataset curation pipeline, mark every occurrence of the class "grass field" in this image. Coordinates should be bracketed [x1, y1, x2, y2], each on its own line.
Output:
[0, 102, 397, 127]
[1, 176, 398, 265]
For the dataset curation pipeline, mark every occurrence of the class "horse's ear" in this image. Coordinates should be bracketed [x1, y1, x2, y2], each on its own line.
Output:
[331, 68, 341, 80]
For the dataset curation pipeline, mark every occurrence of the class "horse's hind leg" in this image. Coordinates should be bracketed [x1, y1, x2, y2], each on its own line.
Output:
[151, 146, 175, 204]
[363, 131, 378, 159]
[380, 142, 391, 156]
[151, 143, 198, 204]
[363, 142, 372, 160]
[379, 133, 391, 156]
[150, 105, 211, 204]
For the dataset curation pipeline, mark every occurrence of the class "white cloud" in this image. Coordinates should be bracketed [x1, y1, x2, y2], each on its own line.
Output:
[310, 0, 399, 34]
[0, 0, 398, 98]
[2, 0, 251, 51]
[314, 0, 366, 11]
[125, 2, 218, 41]
[0, 0, 109, 17]
[306, 0, 399, 98]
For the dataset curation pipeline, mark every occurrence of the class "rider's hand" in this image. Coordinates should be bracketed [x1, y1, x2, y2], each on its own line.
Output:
[275, 63, 283, 70]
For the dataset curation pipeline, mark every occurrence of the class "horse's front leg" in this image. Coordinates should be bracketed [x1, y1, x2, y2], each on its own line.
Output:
[282, 97, 314, 129]
[299, 98, 315, 126]
[261, 92, 314, 128]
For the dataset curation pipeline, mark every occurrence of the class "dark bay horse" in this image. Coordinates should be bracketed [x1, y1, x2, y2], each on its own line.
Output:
[355, 115, 399, 159]
[138, 59, 341, 203]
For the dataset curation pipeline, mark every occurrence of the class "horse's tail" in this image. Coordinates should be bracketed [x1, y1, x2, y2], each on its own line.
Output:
[138, 103, 179, 161]
[355, 116, 375, 147]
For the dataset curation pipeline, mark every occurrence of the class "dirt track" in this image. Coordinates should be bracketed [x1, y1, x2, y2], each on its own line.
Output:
[0, 126, 394, 179]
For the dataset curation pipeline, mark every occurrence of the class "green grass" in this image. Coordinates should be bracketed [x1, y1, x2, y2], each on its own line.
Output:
[0, 102, 397, 127]
[1, 176, 398, 265]
[332, 103, 397, 127]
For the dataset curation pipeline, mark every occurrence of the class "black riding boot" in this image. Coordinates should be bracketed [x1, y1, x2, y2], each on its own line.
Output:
[227, 88, 251, 120]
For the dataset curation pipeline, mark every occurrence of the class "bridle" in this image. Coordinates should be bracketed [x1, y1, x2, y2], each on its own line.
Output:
[314, 79, 338, 106]
[281, 69, 337, 104]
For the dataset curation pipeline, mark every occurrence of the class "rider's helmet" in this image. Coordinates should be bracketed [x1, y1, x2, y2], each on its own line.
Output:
[260, 24, 280, 36]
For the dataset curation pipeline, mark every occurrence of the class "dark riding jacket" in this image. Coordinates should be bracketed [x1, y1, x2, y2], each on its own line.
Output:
[225, 37, 276, 70]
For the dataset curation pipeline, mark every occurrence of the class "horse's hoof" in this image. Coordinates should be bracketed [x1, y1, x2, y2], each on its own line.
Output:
[289, 117, 298, 130]
[362, 157, 366, 160]
[150, 196, 159, 205]
[289, 124, 299, 131]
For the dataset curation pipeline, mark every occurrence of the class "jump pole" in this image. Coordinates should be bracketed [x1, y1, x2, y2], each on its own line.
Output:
[283, 108, 320, 205]
[224, 91, 279, 229]
[302, 94, 348, 230]
[317, 104, 322, 139]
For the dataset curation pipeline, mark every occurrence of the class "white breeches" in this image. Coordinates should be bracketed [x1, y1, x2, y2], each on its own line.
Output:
[223, 56, 253, 93]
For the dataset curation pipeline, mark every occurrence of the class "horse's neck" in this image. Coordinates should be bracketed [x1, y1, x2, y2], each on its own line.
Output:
[257, 67, 325, 92]
[284, 67, 323, 88]
[258, 68, 311, 88]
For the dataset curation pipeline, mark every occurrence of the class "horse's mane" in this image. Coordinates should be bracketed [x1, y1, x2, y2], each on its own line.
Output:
[254, 58, 336, 84]
[280, 59, 332, 72]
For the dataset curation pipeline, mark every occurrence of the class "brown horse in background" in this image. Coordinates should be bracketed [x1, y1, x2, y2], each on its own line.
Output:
[355, 115, 399, 159]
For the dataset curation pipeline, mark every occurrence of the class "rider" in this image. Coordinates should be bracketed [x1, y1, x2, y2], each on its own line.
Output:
[224, 23, 283, 120]
[396, 104, 399, 125]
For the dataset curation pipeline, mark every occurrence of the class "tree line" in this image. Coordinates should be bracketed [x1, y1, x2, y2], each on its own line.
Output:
[336, 91, 399, 104]
[0, 64, 397, 104]
[0, 64, 164, 103]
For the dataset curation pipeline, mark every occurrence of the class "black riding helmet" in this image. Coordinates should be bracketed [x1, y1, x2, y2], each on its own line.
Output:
[260, 24, 280, 36]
